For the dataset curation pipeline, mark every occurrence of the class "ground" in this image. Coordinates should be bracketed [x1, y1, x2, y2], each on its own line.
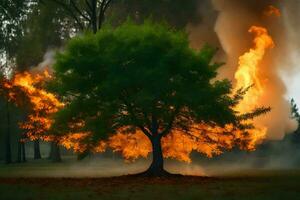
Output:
[0, 158, 299, 200]
[1, 174, 300, 200]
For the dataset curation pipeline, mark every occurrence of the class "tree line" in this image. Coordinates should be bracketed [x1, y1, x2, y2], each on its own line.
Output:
[0, 0, 202, 165]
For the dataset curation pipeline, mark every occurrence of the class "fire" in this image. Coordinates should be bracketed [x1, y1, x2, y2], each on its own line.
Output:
[232, 26, 274, 143]
[109, 132, 151, 161]
[109, 25, 275, 162]
[234, 26, 274, 113]
[1, 71, 91, 152]
[0, 26, 275, 162]
[5, 71, 64, 140]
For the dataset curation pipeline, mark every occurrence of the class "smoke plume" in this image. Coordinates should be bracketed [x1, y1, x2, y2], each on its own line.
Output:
[189, 0, 298, 140]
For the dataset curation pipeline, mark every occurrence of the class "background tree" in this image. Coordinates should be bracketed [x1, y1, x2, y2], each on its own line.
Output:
[51, 21, 269, 176]
[40, 0, 113, 33]
[291, 98, 300, 125]
[16, 1, 71, 71]
[109, 0, 200, 28]
[0, 0, 35, 163]
[14, 1, 73, 159]
[0, 76, 31, 163]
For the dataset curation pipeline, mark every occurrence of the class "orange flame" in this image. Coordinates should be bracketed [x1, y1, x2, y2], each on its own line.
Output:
[109, 26, 275, 162]
[234, 26, 274, 113]
[0, 25, 275, 161]
[233, 26, 274, 142]
[1, 71, 91, 152]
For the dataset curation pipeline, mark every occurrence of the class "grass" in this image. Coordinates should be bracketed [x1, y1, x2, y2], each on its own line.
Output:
[0, 175, 300, 200]
[0, 158, 299, 199]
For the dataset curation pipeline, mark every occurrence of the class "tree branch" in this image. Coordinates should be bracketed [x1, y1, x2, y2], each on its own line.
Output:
[120, 96, 152, 139]
[48, 0, 85, 30]
[0, 5, 11, 20]
[159, 107, 180, 138]
[103, 0, 113, 11]
[70, 0, 90, 21]
[84, 0, 93, 16]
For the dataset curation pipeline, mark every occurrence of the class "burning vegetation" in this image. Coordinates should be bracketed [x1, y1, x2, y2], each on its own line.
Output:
[0, 70, 93, 153]
[4, 0, 298, 178]
[0, 20, 274, 172]
[0, 20, 276, 173]
[107, 24, 274, 163]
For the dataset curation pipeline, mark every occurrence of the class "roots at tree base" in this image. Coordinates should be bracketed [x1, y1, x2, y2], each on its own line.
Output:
[130, 135, 183, 177]
[134, 167, 179, 177]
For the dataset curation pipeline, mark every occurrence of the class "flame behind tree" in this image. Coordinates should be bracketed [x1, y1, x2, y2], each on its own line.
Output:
[0, 71, 63, 141]
[0, 22, 273, 172]
[108, 25, 275, 163]
[51, 21, 270, 176]
[0, 70, 92, 153]
[234, 26, 274, 113]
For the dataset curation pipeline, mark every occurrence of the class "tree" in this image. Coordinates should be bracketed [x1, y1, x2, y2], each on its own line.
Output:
[41, 0, 113, 33]
[0, 1, 29, 163]
[16, 1, 71, 71]
[0, 73, 30, 163]
[291, 98, 300, 125]
[109, 0, 200, 28]
[0, 1, 36, 163]
[51, 21, 269, 176]
[0, 0, 33, 68]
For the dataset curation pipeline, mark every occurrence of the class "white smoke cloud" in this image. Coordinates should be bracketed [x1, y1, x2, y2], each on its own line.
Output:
[188, 0, 298, 140]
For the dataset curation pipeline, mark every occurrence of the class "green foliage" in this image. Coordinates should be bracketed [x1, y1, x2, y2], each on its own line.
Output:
[16, 1, 70, 71]
[51, 21, 267, 150]
[0, 0, 32, 58]
[291, 98, 300, 124]
[110, 0, 200, 29]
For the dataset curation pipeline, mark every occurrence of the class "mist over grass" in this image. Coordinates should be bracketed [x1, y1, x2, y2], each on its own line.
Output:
[1, 143, 300, 178]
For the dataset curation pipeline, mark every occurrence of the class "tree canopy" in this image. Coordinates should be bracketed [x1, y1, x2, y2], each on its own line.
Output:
[53, 21, 236, 138]
[50, 21, 269, 176]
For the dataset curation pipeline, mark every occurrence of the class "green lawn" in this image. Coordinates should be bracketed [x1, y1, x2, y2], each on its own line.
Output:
[0, 174, 299, 200]
[0, 159, 299, 200]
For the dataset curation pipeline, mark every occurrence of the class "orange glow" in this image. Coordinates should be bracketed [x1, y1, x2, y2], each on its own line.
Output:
[233, 26, 274, 143]
[60, 132, 90, 153]
[234, 26, 274, 113]
[5, 71, 64, 140]
[1, 71, 93, 153]
[109, 26, 274, 162]
[109, 131, 151, 161]
[264, 5, 281, 17]
[0, 25, 274, 162]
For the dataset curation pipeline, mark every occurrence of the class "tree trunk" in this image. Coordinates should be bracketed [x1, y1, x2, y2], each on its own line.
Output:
[141, 135, 170, 177]
[91, 0, 98, 33]
[17, 141, 26, 163]
[21, 142, 26, 162]
[17, 141, 21, 163]
[5, 101, 11, 164]
[49, 142, 61, 162]
[34, 140, 41, 159]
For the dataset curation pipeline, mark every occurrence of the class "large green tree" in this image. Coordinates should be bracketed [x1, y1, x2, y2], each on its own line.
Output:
[51, 22, 269, 176]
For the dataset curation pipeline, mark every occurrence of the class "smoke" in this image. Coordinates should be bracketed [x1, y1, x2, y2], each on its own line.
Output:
[189, 0, 298, 140]
[33, 50, 55, 73]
